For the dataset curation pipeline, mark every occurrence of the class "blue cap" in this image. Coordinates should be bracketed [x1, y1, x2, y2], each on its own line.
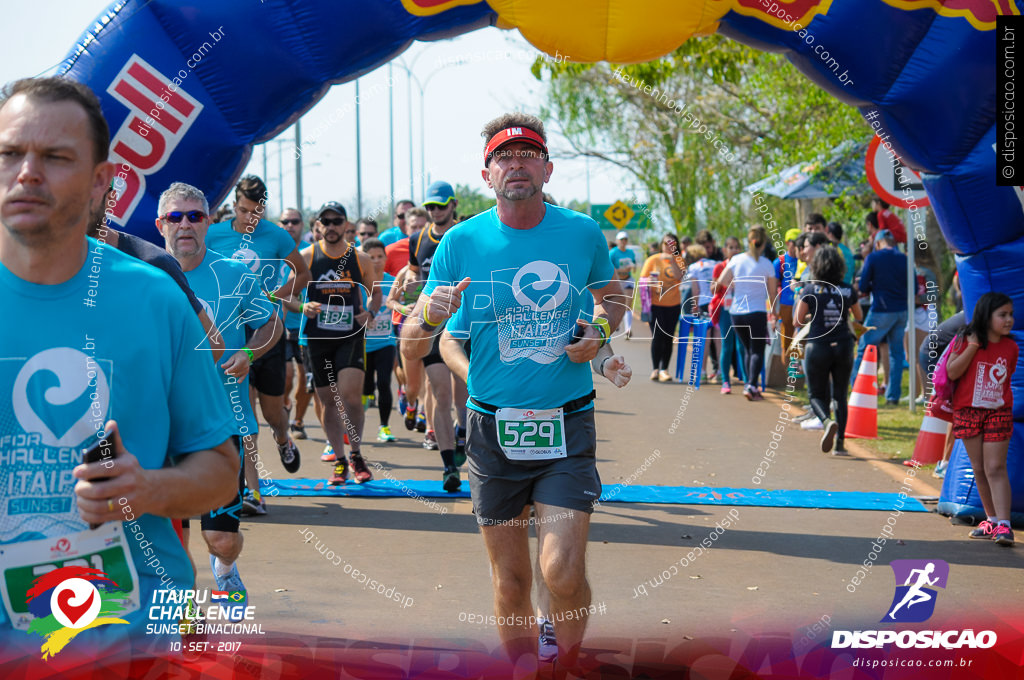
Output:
[423, 181, 455, 206]
[874, 228, 893, 244]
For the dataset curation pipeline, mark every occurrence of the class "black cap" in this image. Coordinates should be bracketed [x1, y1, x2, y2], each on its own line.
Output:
[316, 201, 347, 220]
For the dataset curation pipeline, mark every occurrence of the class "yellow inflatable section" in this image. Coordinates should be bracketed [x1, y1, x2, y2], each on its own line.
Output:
[482, 0, 838, 63]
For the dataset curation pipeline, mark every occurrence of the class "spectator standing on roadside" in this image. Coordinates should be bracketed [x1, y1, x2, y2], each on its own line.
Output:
[873, 196, 907, 245]
[379, 199, 415, 246]
[853, 229, 909, 404]
[711, 236, 746, 394]
[715, 225, 778, 401]
[775, 228, 800, 361]
[640, 233, 685, 382]
[609, 230, 637, 338]
[826, 221, 855, 285]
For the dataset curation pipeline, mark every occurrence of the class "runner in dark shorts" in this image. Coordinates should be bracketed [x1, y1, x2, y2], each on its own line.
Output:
[401, 114, 629, 675]
[300, 202, 383, 485]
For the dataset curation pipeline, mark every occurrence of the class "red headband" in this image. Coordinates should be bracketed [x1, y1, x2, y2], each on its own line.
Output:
[484, 127, 548, 164]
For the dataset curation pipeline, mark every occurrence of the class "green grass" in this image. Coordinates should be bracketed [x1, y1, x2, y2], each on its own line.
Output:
[865, 401, 925, 461]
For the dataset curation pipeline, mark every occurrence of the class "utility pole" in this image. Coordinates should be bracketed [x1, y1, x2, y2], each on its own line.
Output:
[355, 79, 363, 217]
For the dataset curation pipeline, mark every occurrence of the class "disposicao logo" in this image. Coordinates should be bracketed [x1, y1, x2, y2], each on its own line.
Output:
[882, 558, 948, 623]
[832, 560, 997, 650]
[25, 566, 131, 659]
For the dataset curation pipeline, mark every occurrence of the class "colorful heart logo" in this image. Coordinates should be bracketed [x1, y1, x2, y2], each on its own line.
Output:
[57, 588, 95, 626]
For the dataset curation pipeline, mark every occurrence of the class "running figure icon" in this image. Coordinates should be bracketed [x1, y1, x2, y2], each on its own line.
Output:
[887, 562, 939, 620]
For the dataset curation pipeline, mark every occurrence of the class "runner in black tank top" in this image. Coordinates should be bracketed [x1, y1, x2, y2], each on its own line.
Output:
[300, 202, 382, 485]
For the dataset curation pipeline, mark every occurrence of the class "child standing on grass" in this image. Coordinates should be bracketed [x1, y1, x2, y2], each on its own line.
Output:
[945, 292, 1018, 546]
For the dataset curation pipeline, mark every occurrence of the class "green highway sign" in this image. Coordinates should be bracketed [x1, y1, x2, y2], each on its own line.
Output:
[591, 201, 650, 231]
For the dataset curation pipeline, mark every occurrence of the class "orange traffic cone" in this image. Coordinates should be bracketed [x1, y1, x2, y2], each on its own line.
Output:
[846, 344, 878, 439]
[907, 411, 950, 465]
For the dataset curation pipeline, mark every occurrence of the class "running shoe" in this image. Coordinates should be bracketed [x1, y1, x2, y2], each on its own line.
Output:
[793, 411, 816, 423]
[801, 417, 823, 431]
[240, 490, 266, 516]
[658, 370, 673, 383]
[932, 460, 948, 479]
[415, 412, 427, 433]
[820, 419, 838, 453]
[650, 370, 659, 381]
[290, 421, 307, 440]
[377, 425, 396, 442]
[751, 387, 765, 401]
[832, 440, 848, 456]
[349, 452, 373, 484]
[968, 520, 995, 540]
[321, 445, 336, 463]
[423, 430, 439, 450]
[743, 385, 755, 401]
[209, 555, 247, 621]
[397, 388, 408, 416]
[362, 395, 369, 411]
[443, 467, 461, 493]
[705, 370, 719, 384]
[404, 405, 418, 431]
[538, 618, 558, 663]
[329, 461, 348, 485]
[720, 382, 731, 395]
[278, 438, 301, 473]
[993, 524, 1015, 546]
[454, 425, 467, 467]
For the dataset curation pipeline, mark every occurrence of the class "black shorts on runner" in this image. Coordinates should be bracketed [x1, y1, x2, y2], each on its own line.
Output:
[200, 435, 243, 533]
[466, 407, 601, 524]
[423, 331, 445, 368]
[308, 337, 366, 387]
[285, 329, 302, 364]
[249, 335, 287, 397]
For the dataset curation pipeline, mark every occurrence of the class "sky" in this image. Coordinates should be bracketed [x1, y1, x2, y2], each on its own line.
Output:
[1, 1, 637, 221]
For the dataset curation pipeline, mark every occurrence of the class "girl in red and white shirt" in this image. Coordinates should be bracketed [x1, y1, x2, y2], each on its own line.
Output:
[945, 292, 1018, 546]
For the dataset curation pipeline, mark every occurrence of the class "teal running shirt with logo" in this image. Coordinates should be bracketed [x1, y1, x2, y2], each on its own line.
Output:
[205, 219, 297, 315]
[424, 205, 615, 411]
[183, 248, 274, 436]
[0, 239, 236, 652]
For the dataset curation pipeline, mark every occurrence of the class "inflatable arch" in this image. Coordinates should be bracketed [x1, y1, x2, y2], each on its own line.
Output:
[58, 0, 1022, 522]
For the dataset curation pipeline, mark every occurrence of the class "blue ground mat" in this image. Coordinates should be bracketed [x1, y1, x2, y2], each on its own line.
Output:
[260, 479, 928, 512]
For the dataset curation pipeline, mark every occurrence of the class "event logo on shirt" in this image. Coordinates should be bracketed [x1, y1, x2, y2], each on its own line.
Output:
[24, 566, 131, 660]
[12, 348, 110, 448]
[231, 247, 261, 273]
[492, 261, 574, 365]
[973, 357, 1008, 409]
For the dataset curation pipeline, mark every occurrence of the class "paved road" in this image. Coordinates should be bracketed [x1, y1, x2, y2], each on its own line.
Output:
[198, 323, 1022, 656]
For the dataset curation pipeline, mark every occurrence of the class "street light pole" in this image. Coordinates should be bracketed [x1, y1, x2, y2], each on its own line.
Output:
[388, 62, 395, 221]
[355, 79, 363, 217]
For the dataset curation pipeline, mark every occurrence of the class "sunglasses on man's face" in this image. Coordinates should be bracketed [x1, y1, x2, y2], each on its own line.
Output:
[396, 212, 406, 220]
[424, 204, 449, 212]
[281, 218, 301, 226]
[358, 231, 375, 238]
[319, 217, 346, 227]
[162, 210, 206, 224]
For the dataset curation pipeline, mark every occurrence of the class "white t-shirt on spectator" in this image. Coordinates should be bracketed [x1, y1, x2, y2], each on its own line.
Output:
[724, 252, 776, 315]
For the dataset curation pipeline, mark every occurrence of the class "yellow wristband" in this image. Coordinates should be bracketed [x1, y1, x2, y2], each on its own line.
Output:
[594, 317, 611, 346]
[422, 304, 442, 327]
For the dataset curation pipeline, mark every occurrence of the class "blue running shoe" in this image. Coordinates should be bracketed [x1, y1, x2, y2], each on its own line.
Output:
[397, 388, 408, 417]
[209, 555, 247, 621]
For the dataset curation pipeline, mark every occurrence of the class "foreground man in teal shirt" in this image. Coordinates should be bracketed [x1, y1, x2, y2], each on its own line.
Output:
[0, 78, 238, 660]
[403, 113, 627, 678]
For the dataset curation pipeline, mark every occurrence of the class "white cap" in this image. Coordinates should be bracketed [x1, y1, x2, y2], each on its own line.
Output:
[616, 231, 629, 240]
